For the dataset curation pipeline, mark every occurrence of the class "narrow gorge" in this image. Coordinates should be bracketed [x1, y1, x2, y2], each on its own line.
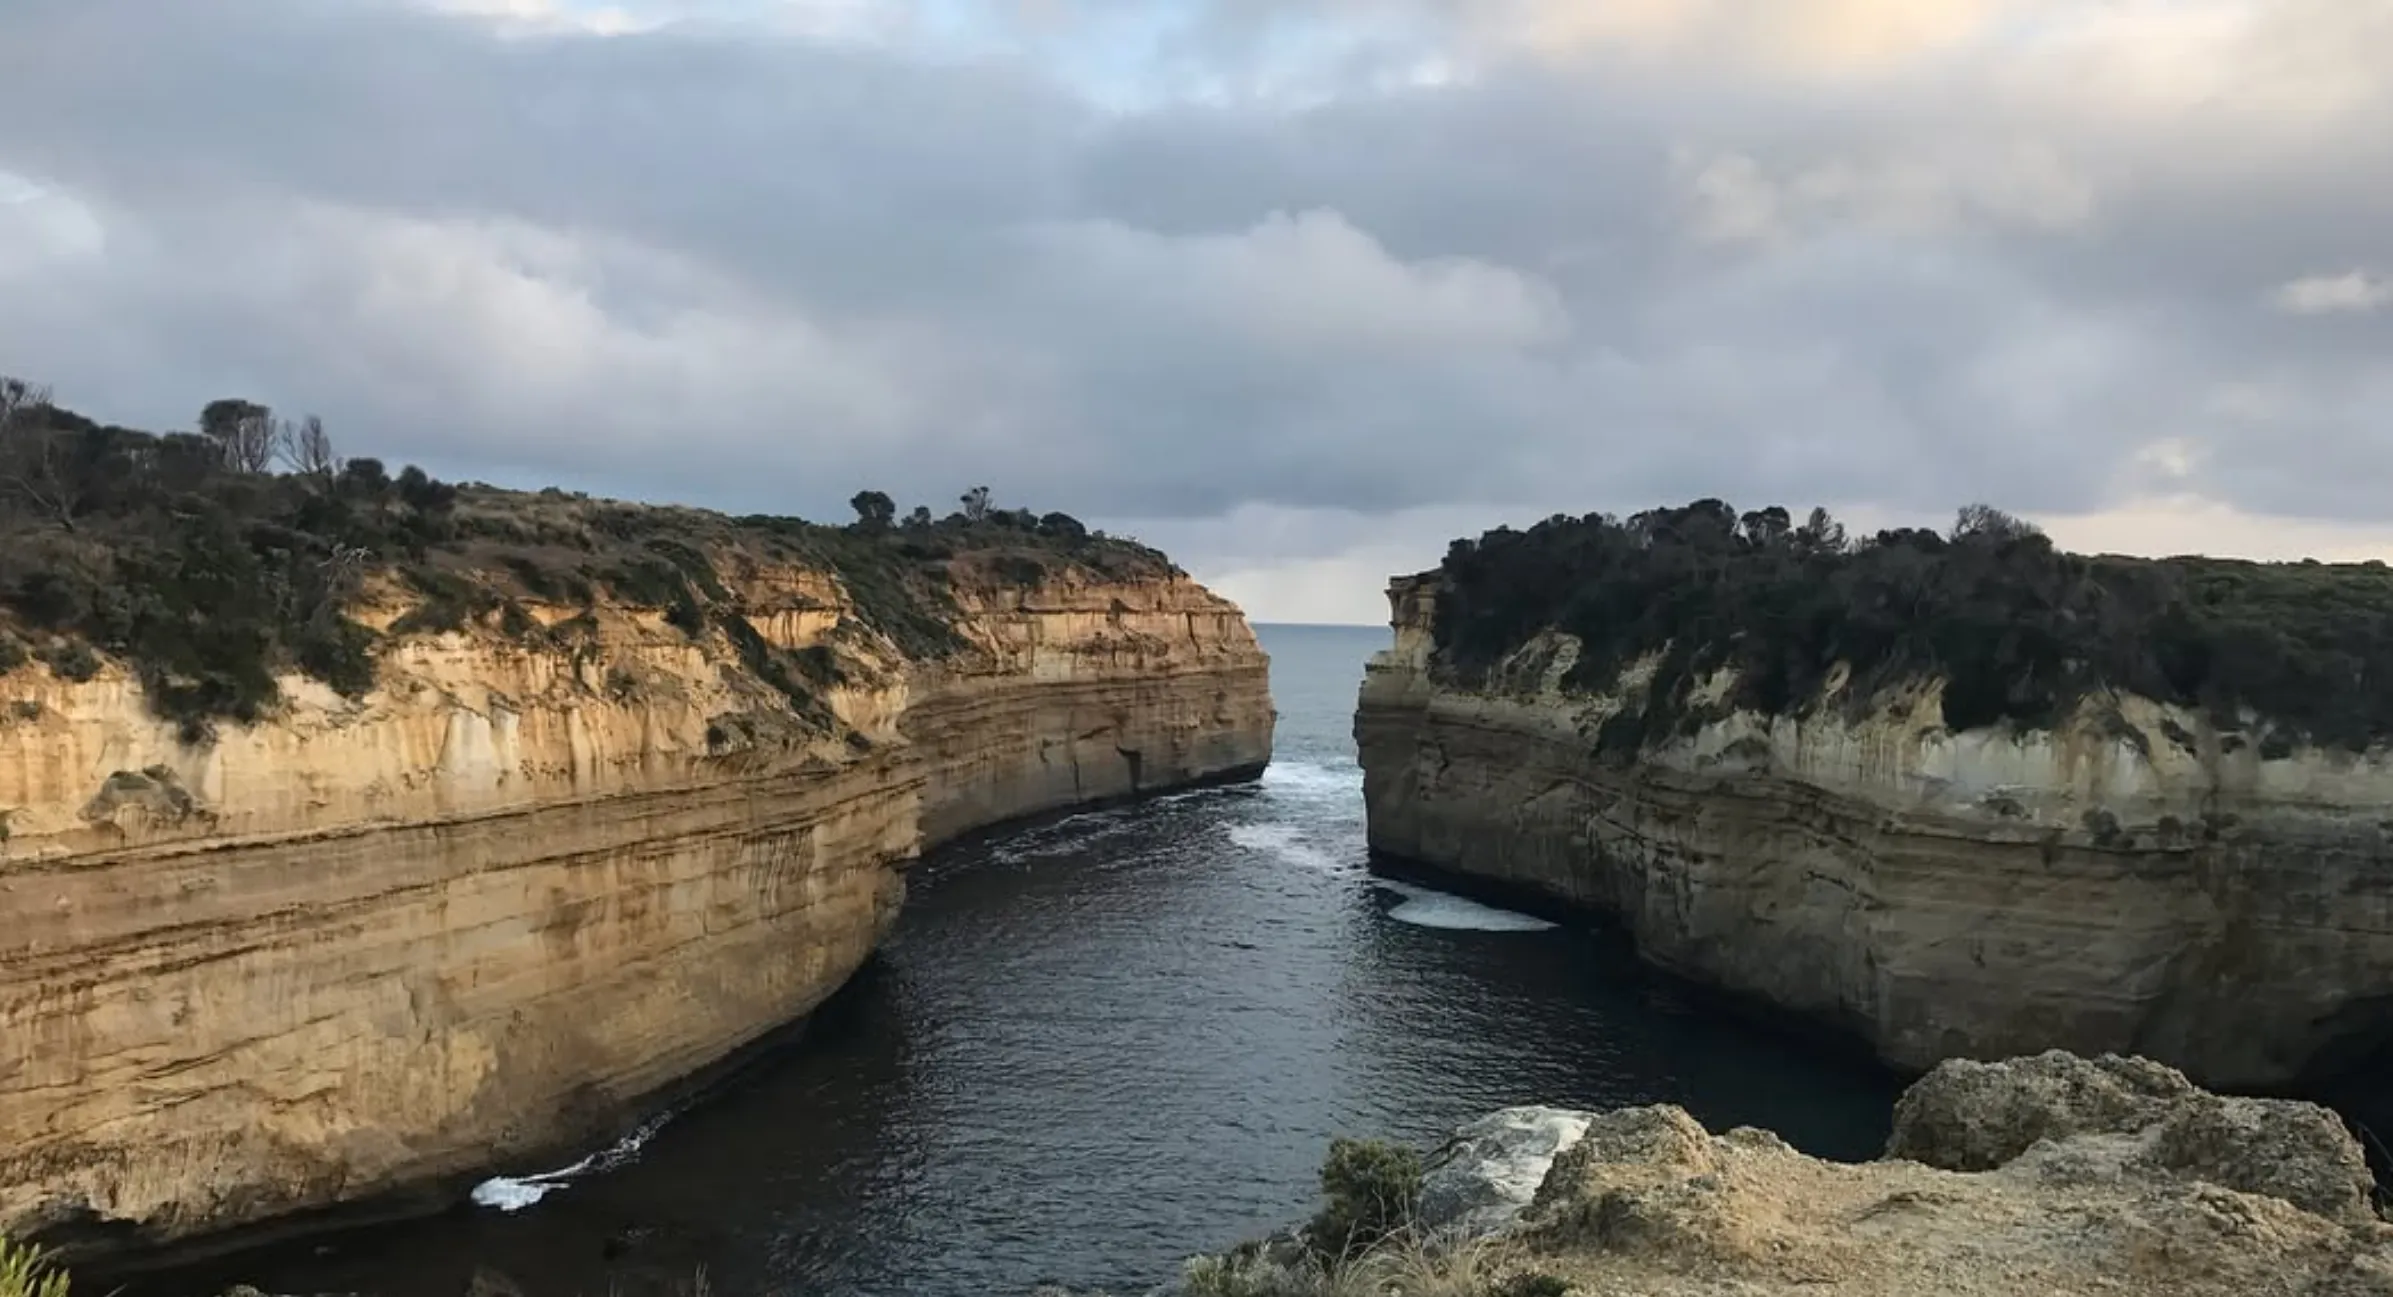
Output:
[0, 480, 1272, 1258]
[1357, 503, 2393, 1092]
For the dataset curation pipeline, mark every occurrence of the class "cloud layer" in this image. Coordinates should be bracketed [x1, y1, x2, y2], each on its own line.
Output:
[1, 0, 2386, 621]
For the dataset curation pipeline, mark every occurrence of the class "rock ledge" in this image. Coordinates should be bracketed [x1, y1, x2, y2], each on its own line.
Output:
[1154, 1052, 2393, 1297]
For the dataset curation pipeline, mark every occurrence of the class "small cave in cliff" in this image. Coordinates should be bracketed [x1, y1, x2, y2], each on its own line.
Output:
[2302, 997, 2393, 1197]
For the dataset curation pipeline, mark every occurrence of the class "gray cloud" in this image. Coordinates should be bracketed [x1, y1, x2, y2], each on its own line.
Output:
[1, 0, 2388, 614]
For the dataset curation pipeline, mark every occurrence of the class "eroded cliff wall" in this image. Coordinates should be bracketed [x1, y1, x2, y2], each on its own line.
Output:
[1358, 574, 2393, 1089]
[0, 564, 1270, 1249]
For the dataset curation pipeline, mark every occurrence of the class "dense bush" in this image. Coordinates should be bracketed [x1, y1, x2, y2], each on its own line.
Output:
[1306, 1137, 1426, 1261]
[1430, 500, 2393, 751]
[0, 378, 1171, 738]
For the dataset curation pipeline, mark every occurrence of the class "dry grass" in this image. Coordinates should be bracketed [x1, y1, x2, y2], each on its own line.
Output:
[1178, 1229, 1566, 1297]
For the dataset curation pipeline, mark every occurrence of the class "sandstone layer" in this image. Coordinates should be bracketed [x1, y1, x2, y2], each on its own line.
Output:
[1357, 574, 2393, 1088]
[0, 561, 1272, 1251]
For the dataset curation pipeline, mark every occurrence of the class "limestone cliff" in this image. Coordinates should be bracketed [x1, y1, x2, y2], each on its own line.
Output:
[0, 514, 1271, 1252]
[1359, 571, 2393, 1089]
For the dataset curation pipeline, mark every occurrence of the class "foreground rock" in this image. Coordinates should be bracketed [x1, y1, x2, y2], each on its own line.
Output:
[0, 503, 1273, 1252]
[1160, 1052, 2393, 1297]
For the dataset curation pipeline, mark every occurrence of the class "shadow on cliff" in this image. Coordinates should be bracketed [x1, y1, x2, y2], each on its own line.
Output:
[1354, 849, 1904, 1161]
[1364, 846, 2393, 1202]
[97, 956, 917, 1297]
[2309, 1012, 2393, 1209]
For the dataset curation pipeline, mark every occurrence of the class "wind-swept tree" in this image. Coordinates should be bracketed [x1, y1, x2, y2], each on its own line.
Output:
[201, 398, 277, 473]
[1951, 502, 2042, 544]
[849, 489, 896, 532]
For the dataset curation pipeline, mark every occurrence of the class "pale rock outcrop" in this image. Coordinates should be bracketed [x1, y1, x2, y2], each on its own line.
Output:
[1119, 1055, 2391, 1297]
[1886, 1050, 2379, 1226]
[1513, 1077, 2393, 1297]
[1356, 573, 2393, 1088]
[0, 562, 1272, 1250]
[1204, 1054, 2393, 1297]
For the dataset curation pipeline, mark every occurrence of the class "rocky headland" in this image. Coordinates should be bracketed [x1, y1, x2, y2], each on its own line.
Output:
[1356, 501, 2393, 1090]
[0, 391, 1273, 1254]
[1127, 1051, 2393, 1297]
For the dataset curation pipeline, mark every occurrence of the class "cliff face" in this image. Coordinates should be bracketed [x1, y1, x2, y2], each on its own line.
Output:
[1358, 574, 2393, 1089]
[0, 560, 1271, 1249]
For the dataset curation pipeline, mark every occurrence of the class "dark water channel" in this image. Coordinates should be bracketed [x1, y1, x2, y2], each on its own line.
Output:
[151, 624, 1907, 1297]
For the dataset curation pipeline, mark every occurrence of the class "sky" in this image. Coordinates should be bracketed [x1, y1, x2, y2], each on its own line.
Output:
[1, 0, 2388, 625]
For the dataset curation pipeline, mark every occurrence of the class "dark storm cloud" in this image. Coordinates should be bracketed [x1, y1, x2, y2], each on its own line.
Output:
[0, 0, 2386, 547]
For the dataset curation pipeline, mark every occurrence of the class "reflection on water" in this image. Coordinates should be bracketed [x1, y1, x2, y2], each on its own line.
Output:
[152, 624, 1903, 1297]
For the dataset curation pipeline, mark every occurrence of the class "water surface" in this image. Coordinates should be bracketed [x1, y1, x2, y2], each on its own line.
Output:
[158, 623, 1902, 1297]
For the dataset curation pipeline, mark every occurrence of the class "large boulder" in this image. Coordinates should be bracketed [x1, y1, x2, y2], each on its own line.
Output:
[1888, 1050, 2378, 1224]
[1887, 1050, 2198, 1170]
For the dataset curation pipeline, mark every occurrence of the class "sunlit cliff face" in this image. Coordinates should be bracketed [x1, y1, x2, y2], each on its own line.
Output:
[0, 559, 1272, 1249]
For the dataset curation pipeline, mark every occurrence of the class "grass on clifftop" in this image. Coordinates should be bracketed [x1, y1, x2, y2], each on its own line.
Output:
[0, 376, 1177, 740]
[1427, 500, 2393, 753]
[0, 1236, 68, 1297]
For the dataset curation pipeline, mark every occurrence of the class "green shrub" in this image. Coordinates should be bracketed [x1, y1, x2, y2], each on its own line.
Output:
[1306, 1137, 1424, 1261]
[0, 1235, 69, 1297]
[498, 554, 564, 601]
[37, 640, 100, 683]
[1430, 501, 2393, 751]
[497, 600, 539, 640]
[0, 380, 1181, 732]
[1181, 1248, 1333, 1297]
[392, 565, 498, 636]
[289, 613, 377, 698]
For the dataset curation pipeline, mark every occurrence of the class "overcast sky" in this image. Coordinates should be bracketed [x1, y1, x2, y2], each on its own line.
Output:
[2, 0, 2388, 624]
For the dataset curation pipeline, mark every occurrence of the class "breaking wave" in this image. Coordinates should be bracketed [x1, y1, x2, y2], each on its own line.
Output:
[469, 1109, 676, 1213]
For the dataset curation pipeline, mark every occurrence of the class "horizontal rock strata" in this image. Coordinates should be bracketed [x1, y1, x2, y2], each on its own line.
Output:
[1357, 574, 2393, 1087]
[0, 565, 1271, 1249]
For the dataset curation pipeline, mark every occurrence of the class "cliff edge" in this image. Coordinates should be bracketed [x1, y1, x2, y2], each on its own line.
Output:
[1356, 502, 2393, 1088]
[0, 391, 1272, 1252]
[1477, 1052, 2391, 1295]
[1142, 1052, 2392, 1297]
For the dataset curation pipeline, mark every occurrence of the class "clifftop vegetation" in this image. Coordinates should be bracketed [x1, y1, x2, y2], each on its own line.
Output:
[1427, 499, 2393, 753]
[0, 375, 1174, 740]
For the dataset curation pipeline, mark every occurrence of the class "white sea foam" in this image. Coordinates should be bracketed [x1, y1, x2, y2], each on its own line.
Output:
[1376, 880, 1556, 933]
[1259, 759, 1361, 803]
[1226, 822, 1352, 875]
[468, 1109, 674, 1212]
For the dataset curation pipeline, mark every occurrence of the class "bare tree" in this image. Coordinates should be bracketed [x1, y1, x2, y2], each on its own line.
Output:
[314, 542, 372, 612]
[1951, 502, 2042, 543]
[201, 398, 277, 473]
[959, 484, 992, 522]
[0, 376, 48, 432]
[0, 434, 85, 532]
[276, 414, 341, 480]
[0, 376, 79, 530]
